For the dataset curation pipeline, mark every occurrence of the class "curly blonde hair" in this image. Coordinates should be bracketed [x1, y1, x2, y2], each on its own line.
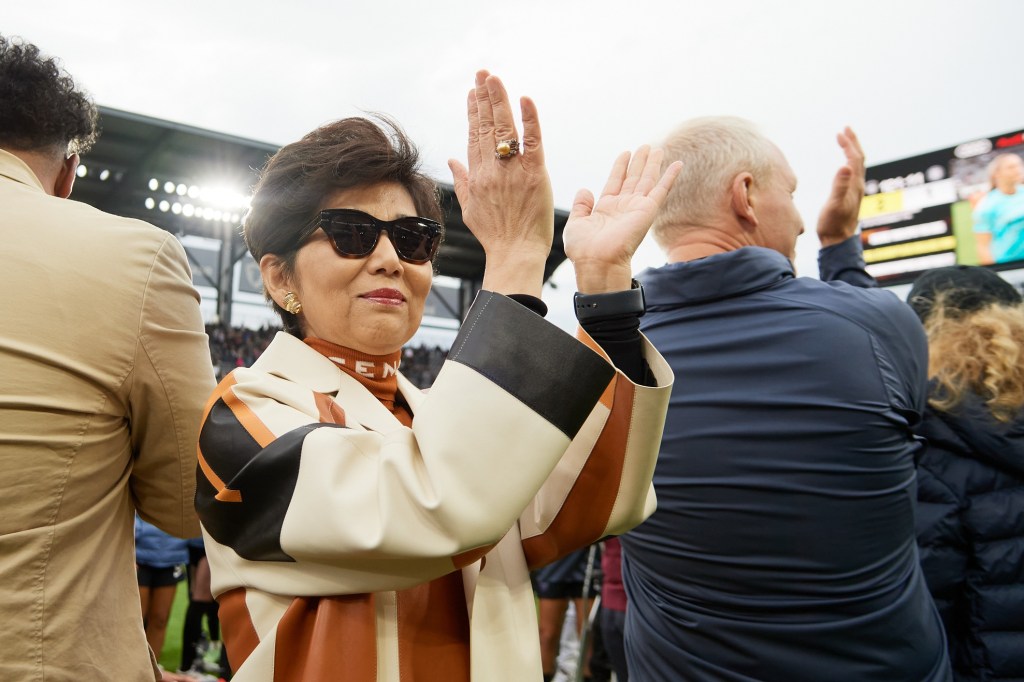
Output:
[925, 296, 1024, 422]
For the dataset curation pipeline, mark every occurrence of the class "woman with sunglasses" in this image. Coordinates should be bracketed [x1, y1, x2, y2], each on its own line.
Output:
[195, 70, 679, 682]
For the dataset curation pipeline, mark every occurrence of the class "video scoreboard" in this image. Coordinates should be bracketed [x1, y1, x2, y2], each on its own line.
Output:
[859, 127, 1024, 284]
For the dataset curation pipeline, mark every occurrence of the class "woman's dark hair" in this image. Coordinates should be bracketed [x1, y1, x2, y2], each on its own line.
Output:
[243, 115, 443, 336]
[0, 35, 98, 155]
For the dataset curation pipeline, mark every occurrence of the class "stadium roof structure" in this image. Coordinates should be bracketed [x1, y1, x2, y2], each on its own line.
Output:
[73, 106, 570, 294]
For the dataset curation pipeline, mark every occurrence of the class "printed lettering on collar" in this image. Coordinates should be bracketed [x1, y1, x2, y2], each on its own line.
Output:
[329, 356, 400, 379]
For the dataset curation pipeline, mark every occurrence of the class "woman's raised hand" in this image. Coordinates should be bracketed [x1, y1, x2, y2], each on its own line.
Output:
[449, 70, 554, 297]
[564, 147, 682, 294]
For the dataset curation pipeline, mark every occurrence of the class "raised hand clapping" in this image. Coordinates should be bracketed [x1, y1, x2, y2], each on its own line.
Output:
[564, 146, 682, 293]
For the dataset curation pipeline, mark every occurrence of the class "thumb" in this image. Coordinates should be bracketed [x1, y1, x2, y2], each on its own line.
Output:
[570, 188, 595, 220]
[448, 159, 469, 202]
[831, 165, 852, 192]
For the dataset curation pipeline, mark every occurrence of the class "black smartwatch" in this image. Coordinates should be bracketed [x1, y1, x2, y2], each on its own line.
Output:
[573, 279, 645, 322]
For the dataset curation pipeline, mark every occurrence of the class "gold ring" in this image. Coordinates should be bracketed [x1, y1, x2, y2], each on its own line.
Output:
[495, 139, 520, 159]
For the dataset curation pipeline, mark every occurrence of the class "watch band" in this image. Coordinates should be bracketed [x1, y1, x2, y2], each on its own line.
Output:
[573, 279, 645, 322]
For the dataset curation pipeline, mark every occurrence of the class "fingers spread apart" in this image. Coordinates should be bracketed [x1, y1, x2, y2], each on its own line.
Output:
[837, 126, 865, 172]
[601, 146, 682, 204]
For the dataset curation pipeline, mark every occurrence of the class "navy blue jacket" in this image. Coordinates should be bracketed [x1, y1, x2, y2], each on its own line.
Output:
[622, 238, 950, 681]
[135, 515, 188, 568]
[916, 395, 1024, 681]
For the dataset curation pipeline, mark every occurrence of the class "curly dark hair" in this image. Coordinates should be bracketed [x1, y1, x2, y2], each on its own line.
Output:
[0, 35, 98, 155]
[244, 115, 442, 336]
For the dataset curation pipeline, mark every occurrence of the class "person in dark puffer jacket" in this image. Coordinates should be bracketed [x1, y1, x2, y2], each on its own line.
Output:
[908, 265, 1024, 682]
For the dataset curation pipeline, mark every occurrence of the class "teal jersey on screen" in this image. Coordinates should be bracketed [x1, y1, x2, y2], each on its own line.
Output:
[974, 185, 1024, 263]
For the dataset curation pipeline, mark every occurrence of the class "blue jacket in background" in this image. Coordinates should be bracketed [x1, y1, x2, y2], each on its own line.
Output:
[622, 237, 950, 681]
[135, 516, 188, 568]
[915, 392, 1024, 681]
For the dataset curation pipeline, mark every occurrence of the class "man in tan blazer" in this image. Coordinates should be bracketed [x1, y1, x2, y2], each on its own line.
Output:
[0, 35, 216, 681]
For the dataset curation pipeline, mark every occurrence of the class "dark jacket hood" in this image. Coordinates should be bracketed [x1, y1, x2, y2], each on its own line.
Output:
[927, 388, 1024, 479]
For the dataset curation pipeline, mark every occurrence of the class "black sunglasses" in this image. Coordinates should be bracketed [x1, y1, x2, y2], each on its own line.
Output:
[308, 209, 443, 264]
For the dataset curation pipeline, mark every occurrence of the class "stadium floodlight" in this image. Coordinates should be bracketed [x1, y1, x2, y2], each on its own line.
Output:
[158, 200, 170, 212]
[199, 184, 250, 211]
[146, 178, 252, 222]
[144, 197, 156, 210]
[76, 164, 88, 178]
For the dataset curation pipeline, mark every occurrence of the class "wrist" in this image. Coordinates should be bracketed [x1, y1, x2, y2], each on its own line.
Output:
[573, 261, 635, 295]
[817, 232, 856, 248]
[482, 250, 547, 297]
[816, 217, 859, 248]
[574, 280, 645, 323]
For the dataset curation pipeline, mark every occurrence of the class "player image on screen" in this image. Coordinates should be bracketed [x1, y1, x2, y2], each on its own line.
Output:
[973, 153, 1024, 265]
[859, 127, 1024, 284]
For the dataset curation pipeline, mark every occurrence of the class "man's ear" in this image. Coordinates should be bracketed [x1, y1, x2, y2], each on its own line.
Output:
[54, 153, 79, 199]
[259, 253, 295, 308]
[729, 172, 758, 230]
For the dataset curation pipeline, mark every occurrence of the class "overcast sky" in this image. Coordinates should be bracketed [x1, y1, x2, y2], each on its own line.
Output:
[7, 1, 1024, 329]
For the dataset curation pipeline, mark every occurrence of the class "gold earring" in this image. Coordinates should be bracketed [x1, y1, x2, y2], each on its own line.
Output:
[283, 291, 302, 315]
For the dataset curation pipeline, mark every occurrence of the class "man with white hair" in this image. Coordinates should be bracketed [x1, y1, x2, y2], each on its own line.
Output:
[620, 118, 952, 681]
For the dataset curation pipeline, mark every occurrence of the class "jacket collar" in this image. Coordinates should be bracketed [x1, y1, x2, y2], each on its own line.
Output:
[252, 331, 424, 434]
[0, 149, 46, 193]
[638, 246, 794, 308]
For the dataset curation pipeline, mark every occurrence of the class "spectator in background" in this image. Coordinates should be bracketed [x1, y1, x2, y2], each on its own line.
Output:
[973, 153, 1024, 265]
[0, 35, 215, 681]
[599, 538, 629, 682]
[621, 119, 951, 680]
[179, 536, 227, 678]
[908, 266, 1024, 681]
[136, 517, 189, 668]
[402, 344, 449, 388]
[533, 546, 601, 682]
[206, 323, 277, 378]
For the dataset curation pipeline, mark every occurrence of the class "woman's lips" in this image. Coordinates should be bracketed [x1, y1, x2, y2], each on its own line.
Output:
[361, 288, 406, 306]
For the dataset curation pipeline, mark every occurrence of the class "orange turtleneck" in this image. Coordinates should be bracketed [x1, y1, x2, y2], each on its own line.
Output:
[303, 337, 413, 427]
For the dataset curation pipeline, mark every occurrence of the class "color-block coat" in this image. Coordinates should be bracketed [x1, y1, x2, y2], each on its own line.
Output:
[196, 292, 672, 681]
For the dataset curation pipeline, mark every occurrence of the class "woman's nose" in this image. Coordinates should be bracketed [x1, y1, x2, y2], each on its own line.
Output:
[367, 229, 403, 272]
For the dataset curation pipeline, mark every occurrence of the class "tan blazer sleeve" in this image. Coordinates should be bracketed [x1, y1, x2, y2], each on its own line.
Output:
[129, 234, 216, 538]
